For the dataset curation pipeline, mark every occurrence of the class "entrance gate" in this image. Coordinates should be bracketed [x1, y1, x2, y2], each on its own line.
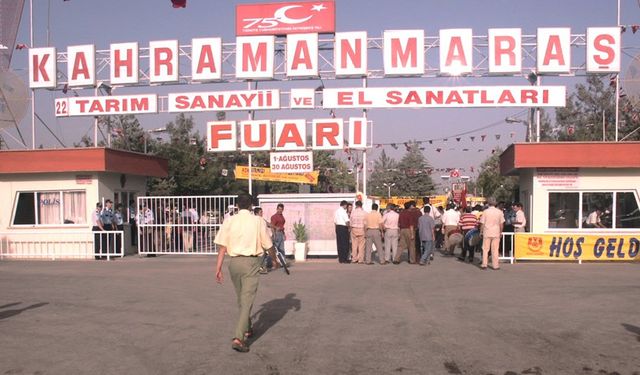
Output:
[136, 195, 236, 255]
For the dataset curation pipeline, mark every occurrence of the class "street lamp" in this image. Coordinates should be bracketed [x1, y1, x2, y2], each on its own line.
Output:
[505, 116, 531, 142]
[382, 182, 396, 198]
[144, 127, 167, 153]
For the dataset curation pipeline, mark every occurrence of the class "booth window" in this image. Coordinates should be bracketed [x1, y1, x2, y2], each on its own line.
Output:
[548, 192, 579, 228]
[12, 191, 87, 226]
[616, 192, 640, 228]
[548, 191, 639, 230]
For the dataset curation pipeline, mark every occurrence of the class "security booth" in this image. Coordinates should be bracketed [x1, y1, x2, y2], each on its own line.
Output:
[500, 142, 640, 262]
[0, 148, 168, 260]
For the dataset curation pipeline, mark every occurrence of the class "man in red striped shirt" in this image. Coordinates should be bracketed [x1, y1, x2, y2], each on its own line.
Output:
[458, 206, 478, 262]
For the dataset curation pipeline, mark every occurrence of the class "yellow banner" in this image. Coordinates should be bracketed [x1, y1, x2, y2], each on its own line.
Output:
[234, 166, 318, 185]
[515, 233, 640, 261]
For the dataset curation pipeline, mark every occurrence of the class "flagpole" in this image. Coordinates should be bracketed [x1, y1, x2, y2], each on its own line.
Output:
[615, 0, 620, 142]
[30, 0, 35, 149]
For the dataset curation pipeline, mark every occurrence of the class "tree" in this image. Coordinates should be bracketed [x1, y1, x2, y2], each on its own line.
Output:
[149, 114, 245, 195]
[311, 150, 354, 193]
[475, 148, 519, 203]
[368, 149, 400, 197]
[108, 115, 147, 152]
[394, 141, 435, 196]
[555, 75, 622, 141]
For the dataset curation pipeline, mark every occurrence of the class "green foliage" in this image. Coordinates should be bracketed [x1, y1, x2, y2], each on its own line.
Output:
[292, 220, 308, 242]
[554, 75, 624, 141]
[475, 148, 519, 203]
[394, 141, 435, 196]
[312, 150, 354, 193]
[108, 115, 147, 152]
[368, 149, 400, 197]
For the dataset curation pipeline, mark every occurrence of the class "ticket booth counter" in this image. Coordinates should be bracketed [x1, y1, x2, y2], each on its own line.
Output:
[0, 148, 168, 259]
[500, 142, 640, 261]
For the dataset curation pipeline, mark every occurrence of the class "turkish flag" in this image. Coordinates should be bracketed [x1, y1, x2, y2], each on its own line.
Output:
[171, 0, 186, 8]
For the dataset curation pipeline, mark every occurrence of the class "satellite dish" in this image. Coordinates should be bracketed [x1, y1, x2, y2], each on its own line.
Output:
[0, 69, 29, 129]
[622, 54, 640, 105]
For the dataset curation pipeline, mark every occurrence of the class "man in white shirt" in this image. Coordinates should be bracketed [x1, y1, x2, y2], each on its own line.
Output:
[382, 204, 400, 264]
[585, 208, 606, 228]
[512, 202, 527, 232]
[441, 204, 461, 255]
[334, 200, 350, 263]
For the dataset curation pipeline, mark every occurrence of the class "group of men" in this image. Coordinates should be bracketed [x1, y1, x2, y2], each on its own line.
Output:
[334, 197, 527, 270]
[91, 199, 125, 258]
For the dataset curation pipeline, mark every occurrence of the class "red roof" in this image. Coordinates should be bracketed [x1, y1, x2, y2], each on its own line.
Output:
[500, 142, 640, 175]
[0, 148, 168, 178]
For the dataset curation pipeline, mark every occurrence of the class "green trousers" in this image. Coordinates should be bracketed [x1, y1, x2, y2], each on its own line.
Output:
[228, 256, 262, 340]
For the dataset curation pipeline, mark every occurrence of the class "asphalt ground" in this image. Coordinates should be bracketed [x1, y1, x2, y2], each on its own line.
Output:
[0, 253, 639, 375]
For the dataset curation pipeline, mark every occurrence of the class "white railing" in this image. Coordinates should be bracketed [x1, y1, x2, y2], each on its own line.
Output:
[500, 232, 516, 264]
[0, 230, 124, 260]
[136, 195, 236, 255]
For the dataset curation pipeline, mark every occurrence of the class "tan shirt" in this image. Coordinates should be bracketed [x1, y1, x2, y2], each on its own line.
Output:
[350, 207, 366, 229]
[214, 210, 273, 257]
[365, 210, 383, 229]
[479, 206, 505, 238]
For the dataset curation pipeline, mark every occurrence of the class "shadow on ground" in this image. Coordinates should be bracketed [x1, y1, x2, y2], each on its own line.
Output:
[0, 302, 49, 321]
[250, 293, 301, 343]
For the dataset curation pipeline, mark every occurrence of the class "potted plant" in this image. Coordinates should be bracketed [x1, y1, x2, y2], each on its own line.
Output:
[292, 220, 308, 262]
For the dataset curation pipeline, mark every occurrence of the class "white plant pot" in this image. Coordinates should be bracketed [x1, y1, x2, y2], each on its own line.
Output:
[294, 242, 307, 262]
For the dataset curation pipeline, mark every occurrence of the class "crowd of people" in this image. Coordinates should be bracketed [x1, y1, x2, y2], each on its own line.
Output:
[334, 197, 527, 270]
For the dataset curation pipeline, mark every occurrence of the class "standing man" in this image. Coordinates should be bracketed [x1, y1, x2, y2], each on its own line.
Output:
[458, 206, 478, 262]
[270, 203, 286, 258]
[512, 202, 527, 232]
[408, 201, 423, 259]
[334, 200, 350, 263]
[114, 203, 125, 254]
[92, 202, 104, 259]
[479, 197, 505, 270]
[101, 199, 115, 255]
[215, 194, 276, 353]
[349, 200, 366, 264]
[364, 203, 384, 265]
[128, 199, 137, 246]
[382, 204, 399, 265]
[418, 206, 436, 265]
[441, 204, 461, 256]
[137, 202, 154, 253]
[396, 202, 417, 264]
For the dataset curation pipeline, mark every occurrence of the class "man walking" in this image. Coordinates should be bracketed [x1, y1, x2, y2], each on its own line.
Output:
[382, 204, 399, 264]
[479, 197, 505, 270]
[334, 200, 350, 263]
[364, 203, 384, 264]
[215, 194, 276, 353]
[349, 200, 366, 263]
[418, 206, 436, 265]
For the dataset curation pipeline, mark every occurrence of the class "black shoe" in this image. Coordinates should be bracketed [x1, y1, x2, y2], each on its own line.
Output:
[456, 257, 465, 262]
[392, 261, 400, 265]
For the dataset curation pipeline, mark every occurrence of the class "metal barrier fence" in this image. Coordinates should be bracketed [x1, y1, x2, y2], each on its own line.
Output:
[136, 195, 236, 255]
[0, 230, 124, 260]
[500, 232, 515, 264]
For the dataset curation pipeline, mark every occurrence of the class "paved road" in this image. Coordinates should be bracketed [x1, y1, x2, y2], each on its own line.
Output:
[0, 255, 639, 375]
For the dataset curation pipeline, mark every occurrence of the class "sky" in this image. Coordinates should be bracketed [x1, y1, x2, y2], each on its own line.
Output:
[5, 0, 640, 192]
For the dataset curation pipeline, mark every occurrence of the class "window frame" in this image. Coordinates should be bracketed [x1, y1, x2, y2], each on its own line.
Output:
[11, 189, 88, 228]
[547, 189, 640, 231]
